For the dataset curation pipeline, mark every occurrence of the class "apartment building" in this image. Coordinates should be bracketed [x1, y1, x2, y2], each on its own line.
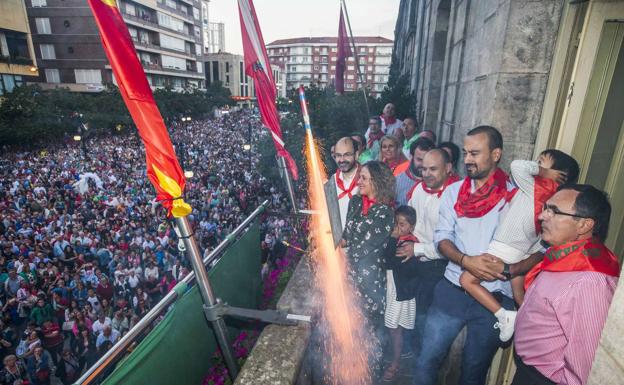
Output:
[25, 0, 205, 92]
[266, 36, 393, 97]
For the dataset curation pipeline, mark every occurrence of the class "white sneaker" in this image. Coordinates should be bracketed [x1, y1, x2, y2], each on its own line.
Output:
[493, 310, 517, 342]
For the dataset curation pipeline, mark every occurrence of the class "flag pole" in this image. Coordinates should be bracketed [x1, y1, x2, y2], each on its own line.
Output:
[173, 217, 240, 378]
[340, 0, 370, 117]
[278, 155, 299, 214]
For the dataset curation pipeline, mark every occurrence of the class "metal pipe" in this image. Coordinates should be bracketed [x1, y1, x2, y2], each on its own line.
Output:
[76, 201, 268, 384]
[174, 216, 239, 378]
[340, 0, 370, 117]
[278, 156, 298, 214]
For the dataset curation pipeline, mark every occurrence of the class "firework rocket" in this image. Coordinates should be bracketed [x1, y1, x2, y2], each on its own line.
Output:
[298, 86, 313, 133]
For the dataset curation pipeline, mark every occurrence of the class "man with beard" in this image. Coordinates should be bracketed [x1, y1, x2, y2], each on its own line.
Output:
[398, 149, 459, 357]
[324, 137, 360, 246]
[395, 138, 435, 206]
[413, 126, 516, 385]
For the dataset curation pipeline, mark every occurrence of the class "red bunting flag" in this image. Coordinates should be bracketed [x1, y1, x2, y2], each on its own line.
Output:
[87, 0, 191, 217]
[336, 5, 352, 94]
[237, 0, 299, 180]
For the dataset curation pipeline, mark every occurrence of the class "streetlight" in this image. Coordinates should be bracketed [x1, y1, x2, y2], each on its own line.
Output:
[242, 144, 251, 151]
[73, 135, 82, 141]
[184, 170, 194, 178]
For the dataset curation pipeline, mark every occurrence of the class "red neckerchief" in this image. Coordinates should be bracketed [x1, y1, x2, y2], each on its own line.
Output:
[398, 234, 419, 243]
[367, 131, 384, 148]
[361, 195, 377, 216]
[420, 174, 461, 199]
[524, 238, 620, 290]
[454, 168, 512, 218]
[533, 176, 559, 235]
[380, 115, 396, 126]
[335, 166, 360, 200]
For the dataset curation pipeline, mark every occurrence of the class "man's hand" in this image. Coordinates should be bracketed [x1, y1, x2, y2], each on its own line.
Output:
[395, 241, 414, 258]
[463, 253, 505, 281]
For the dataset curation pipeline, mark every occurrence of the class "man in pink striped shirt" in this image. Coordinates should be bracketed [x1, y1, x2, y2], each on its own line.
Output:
[513, 184, 620, 385]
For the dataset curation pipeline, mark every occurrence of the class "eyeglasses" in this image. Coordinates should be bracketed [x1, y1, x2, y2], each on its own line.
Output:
[542, 204, 589, 219]
[334, 152, 355, 159]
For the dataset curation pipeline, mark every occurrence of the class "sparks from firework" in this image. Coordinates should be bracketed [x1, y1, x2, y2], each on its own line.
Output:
[300, 87, 373, 385]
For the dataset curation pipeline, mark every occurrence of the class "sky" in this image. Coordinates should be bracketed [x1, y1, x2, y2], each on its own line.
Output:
[208, 0, 401, 55]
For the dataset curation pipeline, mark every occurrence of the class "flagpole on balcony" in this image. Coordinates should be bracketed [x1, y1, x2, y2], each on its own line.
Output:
[173, 216, 240, 379]
[341, 0, 370, 117]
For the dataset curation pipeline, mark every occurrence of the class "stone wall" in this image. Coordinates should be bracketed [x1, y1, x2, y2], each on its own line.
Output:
[394, 0, 565, 166]
[588, 277, 624, 385]
[233, 257, 315, 385]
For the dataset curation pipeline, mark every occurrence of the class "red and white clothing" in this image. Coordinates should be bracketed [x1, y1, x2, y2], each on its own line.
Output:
[334, 168, 360, 231]
[487, 160, 555, 263]
[380, 115, 403, 136]
[515, 271, 617, 385]
[407, 182, 447, 261]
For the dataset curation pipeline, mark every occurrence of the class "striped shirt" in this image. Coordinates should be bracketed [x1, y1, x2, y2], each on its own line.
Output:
[395, 169, 420, 206]
[515, 271, 618, 385]
[407, 182, 444, 260]
[487, 160, 544, 263]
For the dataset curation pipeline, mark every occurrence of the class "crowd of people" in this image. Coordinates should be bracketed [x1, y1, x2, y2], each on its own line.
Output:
[0, 110, 297, 384]
[323, 103, 619, 385]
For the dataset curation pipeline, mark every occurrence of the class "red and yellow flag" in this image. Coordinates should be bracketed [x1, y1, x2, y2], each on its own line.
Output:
[87, 0, 191, 217]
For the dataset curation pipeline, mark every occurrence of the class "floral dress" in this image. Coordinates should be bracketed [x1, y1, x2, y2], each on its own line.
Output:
[342, 195, 394, 322]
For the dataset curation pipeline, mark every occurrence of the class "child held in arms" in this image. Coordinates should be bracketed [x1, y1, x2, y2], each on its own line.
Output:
[382, 205, 419, 381]
[460, 149, 580, 341]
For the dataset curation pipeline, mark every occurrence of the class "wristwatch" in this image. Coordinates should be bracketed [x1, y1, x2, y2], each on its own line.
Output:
[502, 263, 512, 280]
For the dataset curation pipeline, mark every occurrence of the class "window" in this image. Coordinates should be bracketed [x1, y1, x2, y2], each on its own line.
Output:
[157, 12, 184, 32]
[0, 74, 23, 95]
[313, 65, 319, 71]
[63, 20, 71, 28]
[125, 3, 136, 16]
[128, 28, 138, 41]
[45, 68, 60, 83]
[193, 7, 200, 20]
[67, 46, 74, 54]
[31, 0, 47, 7]
[347, 65, 354, 71]
[359, 47, 366, 53]
[40, 44, 55, 59]
[161, 55, 186, 70]
[321, 57, 327, 63]
[347, 74, 354, 80]
[35, 18, 51, 34]
[165, 0, 177, 9]
[331, 47, 337, 52]
[160, 34, 185, 51]
[74, 69, 102, 84]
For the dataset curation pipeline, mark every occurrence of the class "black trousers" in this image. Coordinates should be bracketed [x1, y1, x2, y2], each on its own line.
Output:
[512, 352, 555, 385]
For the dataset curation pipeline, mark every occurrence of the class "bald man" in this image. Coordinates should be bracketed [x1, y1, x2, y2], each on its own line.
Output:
[400, 149, 459, 357]
[324, 137, 360, 246]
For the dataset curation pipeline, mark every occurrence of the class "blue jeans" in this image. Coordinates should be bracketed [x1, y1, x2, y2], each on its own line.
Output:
[413, 279, 514, 385]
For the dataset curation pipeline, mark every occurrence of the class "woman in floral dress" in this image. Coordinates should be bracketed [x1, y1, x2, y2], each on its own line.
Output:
[341, 160, 395, 376]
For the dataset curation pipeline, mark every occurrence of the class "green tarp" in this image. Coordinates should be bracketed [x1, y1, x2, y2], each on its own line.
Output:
[99, 222, 261, 385]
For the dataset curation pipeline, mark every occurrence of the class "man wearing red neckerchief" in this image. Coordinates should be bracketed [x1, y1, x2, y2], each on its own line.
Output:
[324, 137, 360, 247]
[413, 126, 516, 385]
[379, 103, 403, 136]
[364, 116, 384, 161]
[398, 149, 458, 359]
[395, 137, 435, 206]
[513, 185, 619, 385]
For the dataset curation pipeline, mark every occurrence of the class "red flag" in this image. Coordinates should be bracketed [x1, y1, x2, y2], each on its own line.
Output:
[336, 6, 352, 94]
[87, 0, 191, 217]
[238, 0, 298, 180]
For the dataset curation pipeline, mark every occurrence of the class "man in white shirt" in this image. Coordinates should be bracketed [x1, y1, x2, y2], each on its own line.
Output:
[399, 149, 457, 357]
[380, 103, 403, 136]
[92, 313, 112, 336]
[324, 137, 360, 247]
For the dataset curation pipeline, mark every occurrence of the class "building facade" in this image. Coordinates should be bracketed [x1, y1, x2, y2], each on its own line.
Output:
[266, 36, 393, 97]
[392, 0, 624, 383]
[200, 0, 224, 54]
[203, 52, 254, 106]
[25, 0, 204, 92]
[0, 0, 39, 95]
